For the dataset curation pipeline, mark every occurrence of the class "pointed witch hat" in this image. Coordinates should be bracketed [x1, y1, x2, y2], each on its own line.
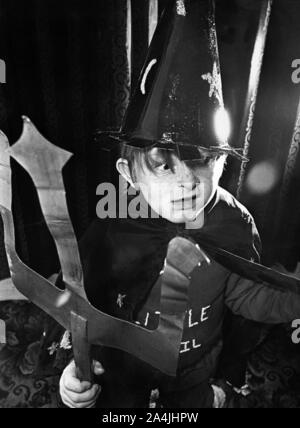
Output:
[108, 0, 246, 161]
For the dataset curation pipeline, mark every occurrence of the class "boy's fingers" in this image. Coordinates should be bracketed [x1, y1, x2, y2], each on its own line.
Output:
[63, 374, 91, 393]
[92, 360, 105, 376]
[64, 384, 101, 405]
[63, 359, 94, 391]
[61, 388, 100, 409]
[60, 393, 76, 409]
[71, 397, 99, 409]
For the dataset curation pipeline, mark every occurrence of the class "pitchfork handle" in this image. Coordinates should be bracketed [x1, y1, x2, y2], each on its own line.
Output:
[71, 312, 93, 383]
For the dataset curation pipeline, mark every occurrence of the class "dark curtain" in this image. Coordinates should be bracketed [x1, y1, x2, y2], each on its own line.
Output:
[234, 0, 300, 269]
[0, 0, 151, 279]
[0, 0, 300, 281]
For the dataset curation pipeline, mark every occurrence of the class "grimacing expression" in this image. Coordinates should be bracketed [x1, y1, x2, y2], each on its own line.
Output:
[123, 148, 226, 224]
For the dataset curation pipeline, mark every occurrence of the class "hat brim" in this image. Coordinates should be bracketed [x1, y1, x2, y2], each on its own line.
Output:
[104, 132, 248, 162]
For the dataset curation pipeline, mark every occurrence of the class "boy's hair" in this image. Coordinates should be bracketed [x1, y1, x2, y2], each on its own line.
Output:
[120, 143, 226, 181]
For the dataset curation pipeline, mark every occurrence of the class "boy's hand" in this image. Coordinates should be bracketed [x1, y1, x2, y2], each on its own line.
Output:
[60, 360, 105, 408]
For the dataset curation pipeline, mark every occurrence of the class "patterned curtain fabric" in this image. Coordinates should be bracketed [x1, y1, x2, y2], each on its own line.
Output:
[228, 0, 300, 268]
[0, 0, 153, 279]
[217, 0, 300, 269]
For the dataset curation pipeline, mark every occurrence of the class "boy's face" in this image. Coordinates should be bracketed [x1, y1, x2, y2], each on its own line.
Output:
[118, 148, 226, 224]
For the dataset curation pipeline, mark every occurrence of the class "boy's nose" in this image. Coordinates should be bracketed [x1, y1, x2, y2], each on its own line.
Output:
[176, 163, 197, 188]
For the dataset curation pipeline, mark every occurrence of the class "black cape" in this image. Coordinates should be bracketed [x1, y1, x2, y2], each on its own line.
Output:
[81, 187, 299, 322]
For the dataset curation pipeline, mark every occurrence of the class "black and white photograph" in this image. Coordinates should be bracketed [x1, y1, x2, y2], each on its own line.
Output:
[0, 0, 300, 411]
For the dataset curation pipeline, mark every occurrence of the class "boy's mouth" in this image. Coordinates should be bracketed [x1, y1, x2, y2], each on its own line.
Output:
[171, 193, 199, 209]
[171, 191, 199, 204]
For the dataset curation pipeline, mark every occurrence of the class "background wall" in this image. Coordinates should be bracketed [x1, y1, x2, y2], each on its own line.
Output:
[0, 0, 299, 281]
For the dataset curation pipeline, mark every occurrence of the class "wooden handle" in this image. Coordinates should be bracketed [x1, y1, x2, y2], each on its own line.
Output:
[70, 312, 93, 383]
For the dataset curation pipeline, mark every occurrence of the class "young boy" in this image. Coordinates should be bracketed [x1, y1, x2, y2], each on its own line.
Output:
[59, 144, 300, 409]
[58, 0, 300, 408]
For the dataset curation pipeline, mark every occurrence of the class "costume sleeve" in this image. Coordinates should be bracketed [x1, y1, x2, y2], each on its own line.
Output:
[225, 273, 300, 324]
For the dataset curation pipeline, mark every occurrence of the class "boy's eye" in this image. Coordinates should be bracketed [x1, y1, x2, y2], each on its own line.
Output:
[155, 163, 171, 172]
